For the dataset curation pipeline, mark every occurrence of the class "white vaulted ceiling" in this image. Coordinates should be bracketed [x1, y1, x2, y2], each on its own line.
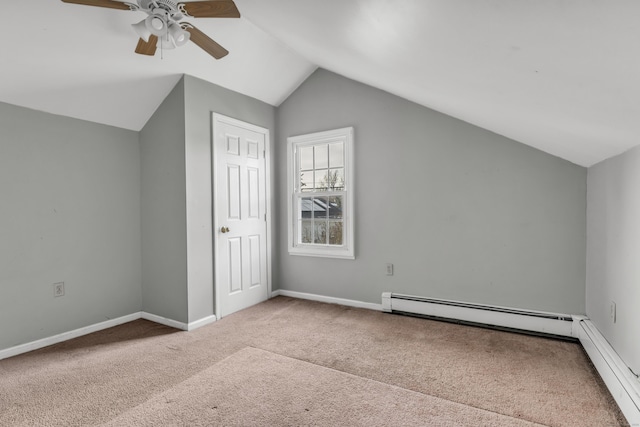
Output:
[2, 0, 640, 166]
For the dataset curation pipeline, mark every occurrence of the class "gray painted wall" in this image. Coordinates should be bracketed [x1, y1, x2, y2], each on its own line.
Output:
[587, 146, 640, 376]
[0, 73, 275, 352]
[183, 75, 275, 322]
[0, 101, 141, 350]
[276, 69, 587, 314]
[0, 68, 592, 353]
[140, 78, 189, 323]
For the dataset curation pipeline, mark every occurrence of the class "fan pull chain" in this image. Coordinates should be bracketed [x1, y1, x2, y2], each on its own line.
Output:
[159, 34, 165, 60]
[159, 32, 173, 60]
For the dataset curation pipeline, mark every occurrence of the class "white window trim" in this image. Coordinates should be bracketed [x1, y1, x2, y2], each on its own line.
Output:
[287, 127, 355, 259]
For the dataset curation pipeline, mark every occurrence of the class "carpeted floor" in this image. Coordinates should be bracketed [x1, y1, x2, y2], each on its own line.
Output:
[0, 296, 629, 426]
[105, 347, 544, 426]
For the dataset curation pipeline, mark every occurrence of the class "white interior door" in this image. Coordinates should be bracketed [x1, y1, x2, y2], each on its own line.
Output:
[213, 114, 270, 318]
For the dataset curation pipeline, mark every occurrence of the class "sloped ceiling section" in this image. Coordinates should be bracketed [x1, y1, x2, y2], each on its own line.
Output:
[1, 0, 316, 131]
[2, 0, 639, 166]
[239, 0, 640, 167]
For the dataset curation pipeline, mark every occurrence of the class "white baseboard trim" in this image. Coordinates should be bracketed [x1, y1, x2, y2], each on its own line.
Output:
[140, 312, 218, 331]
[140, 312, 188, 330]
[0, 312, 218, 361]
[272, 289, 383, 311]
[0, 313, 141, 361]
[577, 319, 640, 426]
[185, 314, 217, 331]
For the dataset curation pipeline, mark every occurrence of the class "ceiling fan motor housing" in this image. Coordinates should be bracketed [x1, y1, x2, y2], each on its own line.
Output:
[138, 0, 182, 19]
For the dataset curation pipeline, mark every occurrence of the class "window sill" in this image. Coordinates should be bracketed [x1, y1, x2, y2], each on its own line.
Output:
[288, 247, 355, 260]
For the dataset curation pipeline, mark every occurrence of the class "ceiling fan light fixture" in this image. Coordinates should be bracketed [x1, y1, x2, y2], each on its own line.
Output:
[132, 19, 151, 42]
[169, 23, 190, 47]
[145, 14, 168, 36]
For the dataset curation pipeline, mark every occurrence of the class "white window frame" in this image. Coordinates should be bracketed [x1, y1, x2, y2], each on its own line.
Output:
[287, 127, 355, 259]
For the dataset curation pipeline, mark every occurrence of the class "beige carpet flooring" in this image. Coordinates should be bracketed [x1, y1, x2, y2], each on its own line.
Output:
[105, 347, 543, 427]
[0, 296, 628, 426]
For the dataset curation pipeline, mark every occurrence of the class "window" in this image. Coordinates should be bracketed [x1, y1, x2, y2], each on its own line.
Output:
[287, 127, 354, 259]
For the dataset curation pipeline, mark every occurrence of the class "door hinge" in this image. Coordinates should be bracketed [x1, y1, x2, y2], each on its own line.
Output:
[263, 150, 266, 158]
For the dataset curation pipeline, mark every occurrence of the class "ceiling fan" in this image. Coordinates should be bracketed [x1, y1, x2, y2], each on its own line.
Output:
[61, 0, 240, 59]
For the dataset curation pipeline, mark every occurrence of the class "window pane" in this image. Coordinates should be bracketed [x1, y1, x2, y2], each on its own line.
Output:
[300, 171, 313, 192]
[329, 142, 344, 168]
[300, 146, 314, 170]
[329, 221, 343, 245]
[315, 169, 328, 191]
[314, 221, 327, 244]
[300, 220, 313, 243]
[327, 168, 344, 191]
[312, 197, 328, 219]
[315, 144, 328, 169]
[328, 196, 343, 219]
[299, 197, 313, 219]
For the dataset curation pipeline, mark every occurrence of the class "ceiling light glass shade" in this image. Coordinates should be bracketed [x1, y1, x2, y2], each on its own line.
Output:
[145, 15, 168, 36]
[168, 24, 191, 47]
[132, 19, 152, 42]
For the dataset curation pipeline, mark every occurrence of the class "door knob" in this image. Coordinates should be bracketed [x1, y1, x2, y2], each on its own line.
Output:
[221, 226, 230, 233]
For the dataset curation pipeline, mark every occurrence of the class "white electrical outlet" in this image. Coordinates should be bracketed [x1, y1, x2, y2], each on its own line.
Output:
[53, 282, 65, 298]
[386, 263, 394, 276]
[610, 301, 616, 323]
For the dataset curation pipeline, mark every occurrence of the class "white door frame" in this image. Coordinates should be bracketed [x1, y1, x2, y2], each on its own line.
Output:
[212, 113, 272, 319]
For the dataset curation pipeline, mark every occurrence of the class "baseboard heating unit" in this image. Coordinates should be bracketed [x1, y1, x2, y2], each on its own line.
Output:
[576, 319, 640, 425]
[381, 292, 575, 339]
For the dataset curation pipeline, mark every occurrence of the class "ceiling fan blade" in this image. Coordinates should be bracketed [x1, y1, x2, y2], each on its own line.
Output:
[179, 1, 240, 18]
[135, 35, 158, 56]
[61, 0, 132, 10]
[185, 25, 229, 59]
